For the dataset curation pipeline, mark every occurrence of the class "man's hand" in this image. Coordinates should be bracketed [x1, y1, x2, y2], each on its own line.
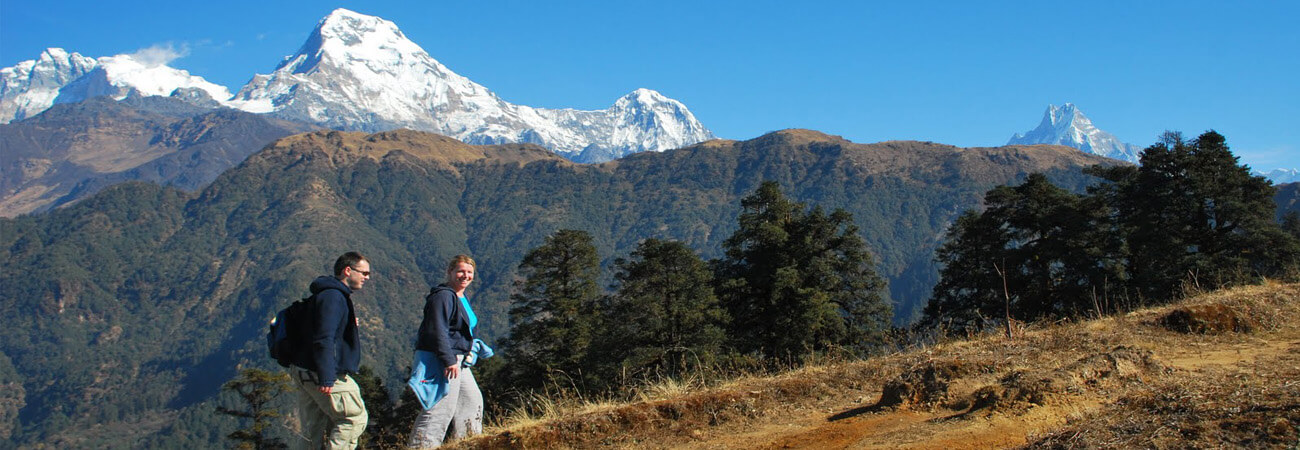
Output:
[445, 364, 460, 380]
[318, 385, 333, 394]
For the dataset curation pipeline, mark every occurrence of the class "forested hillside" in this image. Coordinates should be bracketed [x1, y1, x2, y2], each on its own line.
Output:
[0, 128, 1112, 447]
[1276, 182, 1300, 217]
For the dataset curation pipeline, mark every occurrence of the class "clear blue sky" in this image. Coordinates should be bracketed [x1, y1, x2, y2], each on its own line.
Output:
[3, 1, 1297, 170]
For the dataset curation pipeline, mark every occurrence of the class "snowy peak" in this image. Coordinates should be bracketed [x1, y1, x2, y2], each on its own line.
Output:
[1256, 168, 1300, 184]
[231, 8, 504, 131]
[1008, 103, 1142, 163]
[233, 8, 712, 161]
[1, 48, 98, 121]
[2, 9, 714, 162]
[600, 88, 713, 156]
[95, 52, 233, 100]
[618, 88, 672, 107]
[278, 8, 429, 75]
[1, 47, 234, 122]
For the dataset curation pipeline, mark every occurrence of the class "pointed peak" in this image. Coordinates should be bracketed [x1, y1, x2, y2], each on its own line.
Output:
[16, 48, 95, 69]
[275, 8, 427, 75]
[317, 8, 393, 33]
[313, 8, 409, 41]
[1044, 102, 1086, 126]
[325, 7, 365, 19]
[1010, 103, 1139, 163]
[617, 88, 674, 106]
[39, 48, 72, 60]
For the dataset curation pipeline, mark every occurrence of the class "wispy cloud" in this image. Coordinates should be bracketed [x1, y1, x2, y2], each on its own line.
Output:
[128, 43, 190, 67]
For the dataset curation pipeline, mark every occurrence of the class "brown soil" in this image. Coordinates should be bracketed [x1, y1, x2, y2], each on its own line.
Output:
[452, 282, 1300, 449]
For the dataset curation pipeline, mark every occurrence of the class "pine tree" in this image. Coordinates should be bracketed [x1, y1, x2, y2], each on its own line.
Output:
[715, 181, 890, 361]
[216, 368, 292, 450]
[923, 174, 1123, 330]
[594, 238, 728, 385]
[1118, 131, 1298, 299]
[503, 229, 602, 391]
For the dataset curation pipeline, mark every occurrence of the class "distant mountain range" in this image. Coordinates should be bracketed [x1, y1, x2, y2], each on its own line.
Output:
[7, 8, 1295, 190]
[1, 8, 714, 163]
[1008, 103, 1296, 184]
[1259, 168, 1300, 184]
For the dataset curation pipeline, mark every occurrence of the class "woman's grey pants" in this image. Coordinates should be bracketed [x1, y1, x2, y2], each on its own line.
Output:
[408, 366, 483, 448]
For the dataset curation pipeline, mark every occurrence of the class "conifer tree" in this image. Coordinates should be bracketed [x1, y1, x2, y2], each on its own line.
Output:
[1115, 131, 1297, 299]
[593, 238, 728, 384]
[503, 229, 602, 391]
[715, 181, 890, 361]
[216, 368, 291, 450]
[923, 174, 1123, 330]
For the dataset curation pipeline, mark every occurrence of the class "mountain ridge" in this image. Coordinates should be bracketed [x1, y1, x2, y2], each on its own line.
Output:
[1, 8, 714, 163]
[0, 96, 317, 216]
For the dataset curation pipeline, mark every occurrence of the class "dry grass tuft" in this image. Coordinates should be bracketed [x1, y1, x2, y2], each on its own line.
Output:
[1159, 303, 1258, 334]
[966, 345, 1169, 415]
[877, 357, 991, 408]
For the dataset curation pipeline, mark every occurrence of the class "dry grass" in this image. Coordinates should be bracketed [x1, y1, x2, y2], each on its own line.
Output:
[445, 282, 1300, 449]
[1024, 281, 1300, 449]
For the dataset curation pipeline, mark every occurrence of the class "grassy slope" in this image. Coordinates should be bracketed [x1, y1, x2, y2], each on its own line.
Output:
[449, 281, 1300, 449]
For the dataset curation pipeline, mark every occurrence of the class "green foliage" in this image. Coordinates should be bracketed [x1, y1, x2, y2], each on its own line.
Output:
[924, 174, 1124, 330]
[714, 181, 891, 360]
[924, 131, 1300, 331]
[1113, 131, 1298, 299]
[216, 368, 292, 450]
[502, 229, 602, 392]
[590, 239, 728, 386]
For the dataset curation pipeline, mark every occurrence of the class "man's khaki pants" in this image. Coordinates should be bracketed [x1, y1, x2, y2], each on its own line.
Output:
[291, 368, 368, 450]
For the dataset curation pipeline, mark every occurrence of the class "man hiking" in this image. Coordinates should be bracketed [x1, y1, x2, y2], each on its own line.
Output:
[289, 251, 371, 449]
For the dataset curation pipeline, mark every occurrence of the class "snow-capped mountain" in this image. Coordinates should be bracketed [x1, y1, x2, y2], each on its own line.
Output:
[0, 48, 235, 122]
[1008, 103, 1142, 164]
[2, 48, 96, 122]
[231, 8, 712, 162]
[1256, 168, 1300, 184]
[1, 9, 713, 162]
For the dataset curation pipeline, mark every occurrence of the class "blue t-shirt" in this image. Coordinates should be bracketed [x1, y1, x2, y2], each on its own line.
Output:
[459, 294, 477, 335]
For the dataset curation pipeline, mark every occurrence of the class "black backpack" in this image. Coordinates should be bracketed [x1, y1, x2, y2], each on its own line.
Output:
[267, 295, 317, 368]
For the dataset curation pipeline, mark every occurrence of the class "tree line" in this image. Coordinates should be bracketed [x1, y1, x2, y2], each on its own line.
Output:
[922, 130, 1299, 331]
[490, 180, 892, 407]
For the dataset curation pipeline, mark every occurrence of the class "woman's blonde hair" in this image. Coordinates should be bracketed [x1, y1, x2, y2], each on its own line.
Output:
[447, 254, 476, 274]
